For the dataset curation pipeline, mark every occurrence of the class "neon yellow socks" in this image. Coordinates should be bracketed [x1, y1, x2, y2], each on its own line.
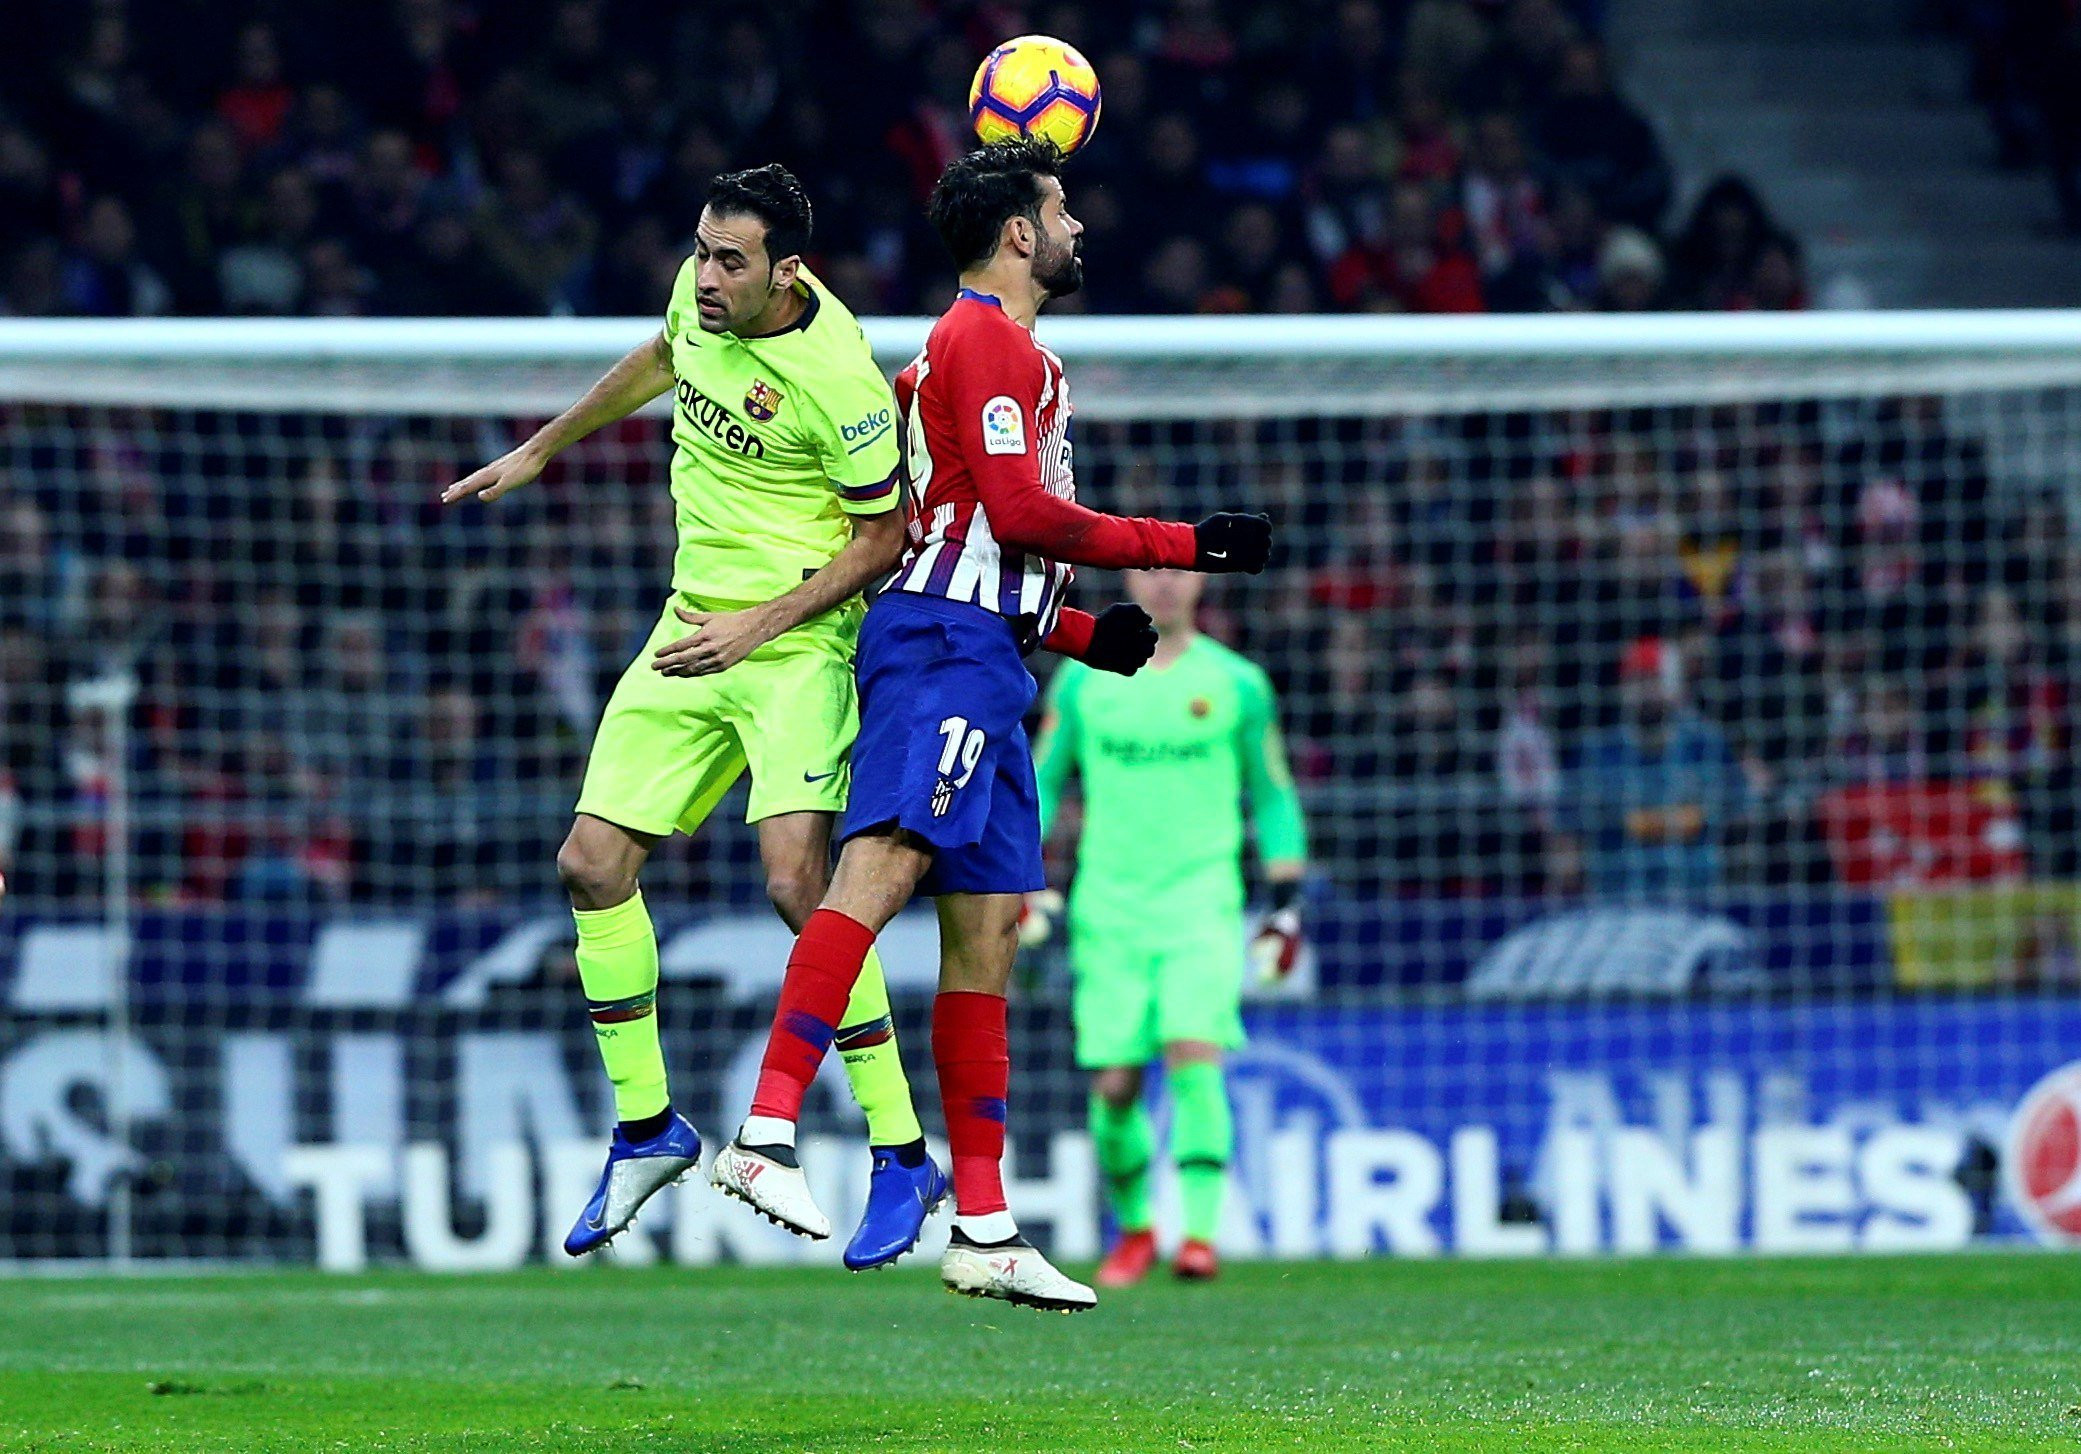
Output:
[578, 892, 922, 1145]
[573, 890, 668, 1124]
[1168, 1061, 1232, 1243]
[833, 949, 925, 1148]
[1089, 1090, 1155, 1233]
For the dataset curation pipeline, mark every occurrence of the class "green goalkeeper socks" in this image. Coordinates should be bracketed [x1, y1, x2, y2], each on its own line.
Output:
[1094, 1067, 1230, 1240]
[1088, 1090, 1155, 1233]
[573, 889, 669, 1124]
[834, 949, 925, 1149]
[1168, 1060, 1233, 1243]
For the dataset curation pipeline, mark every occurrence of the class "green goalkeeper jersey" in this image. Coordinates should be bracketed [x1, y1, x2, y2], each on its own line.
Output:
[661, 260, 900, 608]
[1035, 635, 1308, 936]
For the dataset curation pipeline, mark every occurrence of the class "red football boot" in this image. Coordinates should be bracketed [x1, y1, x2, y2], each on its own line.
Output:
[1095, 1229, 1158, 1288]
[1172, 1238, 1219, 1282]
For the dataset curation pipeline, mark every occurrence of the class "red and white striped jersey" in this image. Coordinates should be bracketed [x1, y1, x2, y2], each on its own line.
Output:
[887, 290, 1194, 649]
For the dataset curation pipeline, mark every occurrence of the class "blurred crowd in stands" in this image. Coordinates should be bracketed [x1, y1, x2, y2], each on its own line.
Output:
[1237, 397, 2071, 903]
[18, 0, 2059, 916]
[3, 392, 2071, 910]
[0, 0, 1808, 318]
[1952, 0, 2081, 235]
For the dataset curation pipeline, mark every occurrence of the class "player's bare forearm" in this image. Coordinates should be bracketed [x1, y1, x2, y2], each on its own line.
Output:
[531, 331, 674, 456]
[650, 509, 905, 677]
[1265, 859, 1306, 885]
[759, 509, 906, 637]
[442, 332, 672, 504]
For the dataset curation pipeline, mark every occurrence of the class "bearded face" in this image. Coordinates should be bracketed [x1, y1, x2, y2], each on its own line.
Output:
[1034, 216, 1084, 298]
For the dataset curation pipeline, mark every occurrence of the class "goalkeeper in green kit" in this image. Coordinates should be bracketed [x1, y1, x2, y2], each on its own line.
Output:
[1031, 568, 1308, 1285]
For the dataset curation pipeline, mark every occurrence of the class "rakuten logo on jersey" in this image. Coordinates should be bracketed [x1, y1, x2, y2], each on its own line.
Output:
[2006, 1060, 2081, 1243]
[674, 379, 766, 458]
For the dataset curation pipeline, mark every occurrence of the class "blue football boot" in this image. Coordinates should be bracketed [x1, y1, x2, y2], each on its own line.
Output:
[563, 1111, 702, 1257]
[843, 1147, 949, 1271]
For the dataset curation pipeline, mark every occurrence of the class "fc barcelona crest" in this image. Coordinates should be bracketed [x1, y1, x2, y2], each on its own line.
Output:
[744, 379, 784, 422]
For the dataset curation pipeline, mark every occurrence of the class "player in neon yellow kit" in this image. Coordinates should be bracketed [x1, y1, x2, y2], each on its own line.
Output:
[1033, 568, 1308, 1284]
[443, 166, 943, 1269]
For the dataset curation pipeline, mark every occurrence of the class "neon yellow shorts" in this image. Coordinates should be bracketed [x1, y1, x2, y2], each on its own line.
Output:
[575, 595, 860, 836]
[1069, 915, 1247, 1068]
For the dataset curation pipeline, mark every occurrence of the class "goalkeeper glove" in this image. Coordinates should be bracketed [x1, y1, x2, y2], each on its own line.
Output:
[1249, 882, 1305, 984]
[1018, 889, 1064, 949]
[1192, 513, 1273, 574]
[1084, 602, 1159, 675]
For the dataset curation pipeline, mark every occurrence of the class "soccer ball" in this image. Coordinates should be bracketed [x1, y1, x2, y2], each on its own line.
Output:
[968, 35, 1102, 157]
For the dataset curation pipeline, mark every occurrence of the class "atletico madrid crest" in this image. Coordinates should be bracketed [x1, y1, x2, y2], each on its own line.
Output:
[744, 379, 784, 422]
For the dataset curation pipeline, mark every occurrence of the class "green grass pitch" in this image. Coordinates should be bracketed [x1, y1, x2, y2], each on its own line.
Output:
[3, 1254, 2078, 1451]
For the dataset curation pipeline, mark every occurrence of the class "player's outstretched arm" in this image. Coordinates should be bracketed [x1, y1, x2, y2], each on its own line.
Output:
[952, 346, 1271, 573]
[651, 508, 906, 677]
[972, 459, 1273, 576]
[441, 331, 674, 505]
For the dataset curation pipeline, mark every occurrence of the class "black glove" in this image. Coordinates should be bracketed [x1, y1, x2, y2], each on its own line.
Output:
[1193, 512, 1273, 573]
[1084, 602, 1159, 675]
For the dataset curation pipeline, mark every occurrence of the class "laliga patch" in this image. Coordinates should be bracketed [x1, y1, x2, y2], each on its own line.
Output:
[980, 395, 1027, 455]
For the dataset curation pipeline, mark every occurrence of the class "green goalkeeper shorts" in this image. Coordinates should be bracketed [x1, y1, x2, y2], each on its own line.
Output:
[575, 594, 860, 836]
[1069, 915, 1247, 1068]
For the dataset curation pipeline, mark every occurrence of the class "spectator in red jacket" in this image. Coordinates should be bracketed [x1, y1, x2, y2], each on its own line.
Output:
[1328, 181, 1486, 312]
[216, 23, 294, 155]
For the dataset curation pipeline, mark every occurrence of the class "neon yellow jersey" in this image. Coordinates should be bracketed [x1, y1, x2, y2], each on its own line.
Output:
[1034, 636, 1308, 931]
[661, 261, 900, 607]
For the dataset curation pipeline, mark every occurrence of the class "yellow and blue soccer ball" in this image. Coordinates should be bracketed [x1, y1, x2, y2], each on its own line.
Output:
[968, 35, 1102, 157]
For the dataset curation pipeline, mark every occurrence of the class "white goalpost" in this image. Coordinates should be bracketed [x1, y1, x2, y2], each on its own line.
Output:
[5, 310, 2081, 1268]
[7, 309, 2081, 411]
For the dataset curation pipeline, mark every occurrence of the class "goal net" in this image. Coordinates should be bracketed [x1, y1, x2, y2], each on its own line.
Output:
[6, 311, 2081, 1268]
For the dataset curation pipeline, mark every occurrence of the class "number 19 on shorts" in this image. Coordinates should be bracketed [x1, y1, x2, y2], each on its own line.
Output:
[932, 715, 986, 817]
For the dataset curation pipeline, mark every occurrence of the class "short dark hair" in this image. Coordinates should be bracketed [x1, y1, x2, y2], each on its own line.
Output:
[927, 139, 1064, 271]
[704, 164, 813, 267]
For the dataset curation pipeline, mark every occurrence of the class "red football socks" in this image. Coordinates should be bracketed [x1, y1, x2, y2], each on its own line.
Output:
[749, 908, 876, 1122]
[933, 990, 1010, 1216]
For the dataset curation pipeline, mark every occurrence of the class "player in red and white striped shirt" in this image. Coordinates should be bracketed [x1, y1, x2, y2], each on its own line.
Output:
[882, 157, 1265, 656]
[710, 139, 1270, 1312]
[887, 291, 1142, 643]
